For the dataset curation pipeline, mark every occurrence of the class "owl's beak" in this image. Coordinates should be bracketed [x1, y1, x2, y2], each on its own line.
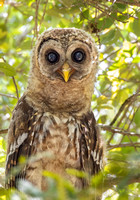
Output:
[58, 63, 74, 82]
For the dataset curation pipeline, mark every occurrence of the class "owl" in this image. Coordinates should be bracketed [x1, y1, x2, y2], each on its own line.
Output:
[5, 28, 104, 190]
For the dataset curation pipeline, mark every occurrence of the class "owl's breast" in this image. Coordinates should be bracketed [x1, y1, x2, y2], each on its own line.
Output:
[26, 112, 82, 189]
[38, 114, 81, 168]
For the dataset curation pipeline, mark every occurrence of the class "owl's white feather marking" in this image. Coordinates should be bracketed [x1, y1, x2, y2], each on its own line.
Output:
[6, 132, 28, 164]
[17, 133, 28, 147]
[30, 132, 35, 145]
[96, 152, 99, 161]
[61, 117, 68, 124]
[68, 123, 76, 139]
[42, 117, 52, 132]
[100, 159, 103, 169]
[75, 125, 80, 158]
[53, 115, 61, 124]
[34, 123, 40, 132]
[91, 151, 96, 161]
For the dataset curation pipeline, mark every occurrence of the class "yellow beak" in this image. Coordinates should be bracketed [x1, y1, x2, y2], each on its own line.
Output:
[58, 63, 74, 82]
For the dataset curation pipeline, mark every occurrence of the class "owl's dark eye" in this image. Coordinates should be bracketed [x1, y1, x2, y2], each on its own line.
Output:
[45, 50, 59, 64]
[72, 49, 85, 63]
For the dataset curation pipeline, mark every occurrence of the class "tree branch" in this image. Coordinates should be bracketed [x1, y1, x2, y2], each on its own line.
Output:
[0, 93, 17, 99]
[117, 77, 140, 84]
[0, 129, 8, 135]
[108, 143, 140, 150]
[16, 27, 34, 46]
[89, 0, 140, 7]
[39, 0, 48, 32]
[99, 48, 121, 63]
[102, 173, 140, 192]
[11, 4, 29, 16]
[110, 92, 140, 126]
[12, 77, 19, 100]
[100, 125, 140, 138]
[110, 0, 140, 7]
[34, 0, 40, 39]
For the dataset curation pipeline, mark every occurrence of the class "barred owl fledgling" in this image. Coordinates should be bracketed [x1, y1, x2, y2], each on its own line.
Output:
[6, 28, 104, 190]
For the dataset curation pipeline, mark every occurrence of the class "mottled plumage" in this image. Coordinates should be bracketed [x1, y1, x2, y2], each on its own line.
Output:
[5, 28, 104, 190]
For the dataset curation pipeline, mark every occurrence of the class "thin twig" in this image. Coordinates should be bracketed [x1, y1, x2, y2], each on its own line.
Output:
[0, 129, 8, 135]
[99, 125, 140, 137]
[125, 105, 140, 151]
[100, 48, 121, 63]
[1, 58, 19, 100]
[89, 0, 140, 8]
[128, 106, 139, 131]
[16, 57, 28, 71]
[119, 104, 138, 151]
[11, 4, 29, 16]
[102, 173, 140, 192]
[108, 143, 140, 150]
[16, 27, 34, 46]
[110, 0, 140, 7]
[4, 5, 11, 24]
[110, 92, 140, 126]
[107, 92, 139, 144]
[127, 134, 138, 151]
[117, 77, 140, 84]
[116, 99, 132, 127]
[35, 0, 40, 39]
[12, 77, 19, 100]
[0, 93, 17, 99]
[39, 0, 48, 32]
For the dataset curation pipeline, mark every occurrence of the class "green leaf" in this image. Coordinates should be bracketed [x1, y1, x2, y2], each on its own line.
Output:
[132, 56, 140, 64]
[100, 29, 116, 44]
[133, 108, 140, 126]
[60, 0, 76, 7]
[132, 13, 140, 36]
[20, 38, 32, 50]
[45, 8, 62, 17]
[99, 114, 107, 124]
[0, 24, 7, 40]
[80, 9, 89, 21]
[117, 14, 129, 22]
[115, 3, 127, 12]
[100, 104, 114, 110]
[97, 17, 114, 30]
[0, 52, 4, 58]
[0, 62, 16, 76]
[124, 46, 136, 57]
[0, 188, 7, 196]
[66, 168, 87, 178]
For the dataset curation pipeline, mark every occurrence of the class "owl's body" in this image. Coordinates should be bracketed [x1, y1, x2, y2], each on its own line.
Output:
[6, 28, 104, 190]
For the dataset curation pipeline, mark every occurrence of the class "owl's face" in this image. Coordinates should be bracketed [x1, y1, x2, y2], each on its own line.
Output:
[28, 28, 98, 115]
[33, 28, 98, 83]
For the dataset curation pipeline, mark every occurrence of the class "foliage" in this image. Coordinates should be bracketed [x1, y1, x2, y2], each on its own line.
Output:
[0, 0, 140, 199]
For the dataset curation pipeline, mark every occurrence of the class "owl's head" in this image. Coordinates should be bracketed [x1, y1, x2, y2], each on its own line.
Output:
[31, 28, 98, 83]
[27, 28, 98, 115]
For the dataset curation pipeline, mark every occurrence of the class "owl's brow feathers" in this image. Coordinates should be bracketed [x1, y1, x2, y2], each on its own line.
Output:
[37, 38, 58, 53]
[36, 28, 96, 54]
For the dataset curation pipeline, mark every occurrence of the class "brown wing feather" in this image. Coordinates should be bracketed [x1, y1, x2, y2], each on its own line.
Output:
[5, 95, 36, 188]
[80, 112, 104, 186]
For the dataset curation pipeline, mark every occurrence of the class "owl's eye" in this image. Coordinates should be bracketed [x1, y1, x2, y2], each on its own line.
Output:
[72, 49, 85, 63]
[45, 50, 59, 64]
